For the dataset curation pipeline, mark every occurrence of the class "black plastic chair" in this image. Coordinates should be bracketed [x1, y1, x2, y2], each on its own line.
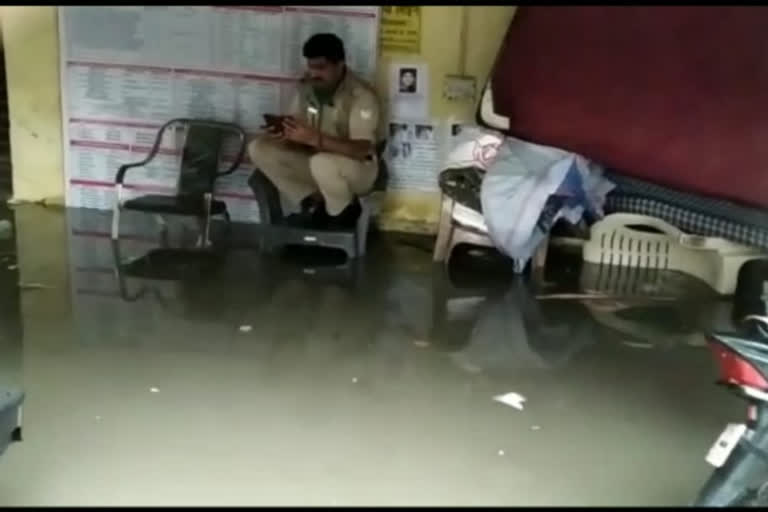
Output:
[110, 118, 246, 248]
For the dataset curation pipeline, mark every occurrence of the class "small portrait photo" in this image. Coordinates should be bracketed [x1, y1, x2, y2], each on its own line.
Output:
[401, 142, 412, 159]
[398, 67, 418, 94]
[389, 123, 409, 138]
[415, 124, 434, 141]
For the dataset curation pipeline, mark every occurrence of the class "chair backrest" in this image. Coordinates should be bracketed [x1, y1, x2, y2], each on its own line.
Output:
[177, 124, 226, 197]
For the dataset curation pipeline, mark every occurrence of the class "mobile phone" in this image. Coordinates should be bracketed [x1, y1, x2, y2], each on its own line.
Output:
[263, 114, 285, 132]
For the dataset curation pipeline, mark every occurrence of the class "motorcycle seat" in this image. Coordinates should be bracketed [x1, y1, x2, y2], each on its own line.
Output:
[711, 332, 768, 386]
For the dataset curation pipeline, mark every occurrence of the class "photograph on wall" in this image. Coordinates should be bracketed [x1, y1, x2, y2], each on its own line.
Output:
[389, 61, 429, 120]
[386, 119, 443, 192]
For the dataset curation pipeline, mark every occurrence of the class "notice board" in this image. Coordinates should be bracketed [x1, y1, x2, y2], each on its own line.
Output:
[59, 6, 381, 222]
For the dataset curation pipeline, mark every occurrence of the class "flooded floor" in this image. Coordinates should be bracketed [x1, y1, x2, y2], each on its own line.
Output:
[0, 205, 744, 506]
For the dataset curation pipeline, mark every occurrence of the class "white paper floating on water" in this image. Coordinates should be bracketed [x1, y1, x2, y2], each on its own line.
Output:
[239, 325, 253, 333]
[622, 340, 653, 349]
[531, 425, 541, 431]
[497, 449, 505, 456]
[493, 392, 526, 411]
[149, 387, 160, 393]
[19, 282, 52, 291]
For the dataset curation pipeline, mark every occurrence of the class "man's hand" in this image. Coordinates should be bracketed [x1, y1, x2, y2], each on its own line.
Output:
[283, 116, 320, 147]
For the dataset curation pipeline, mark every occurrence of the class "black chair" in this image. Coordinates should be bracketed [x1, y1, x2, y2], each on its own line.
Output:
[111, 118, 246, 249]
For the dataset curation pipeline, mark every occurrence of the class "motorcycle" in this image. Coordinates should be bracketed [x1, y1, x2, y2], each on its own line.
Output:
[693, 315, 768, 506]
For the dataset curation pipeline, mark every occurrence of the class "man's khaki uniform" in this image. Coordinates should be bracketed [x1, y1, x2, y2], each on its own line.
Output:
[248, 71, 380, 215]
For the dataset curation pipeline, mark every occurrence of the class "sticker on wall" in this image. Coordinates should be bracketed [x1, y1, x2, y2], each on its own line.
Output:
[380, 6, 422, 56]
[443, 74, 477, 103]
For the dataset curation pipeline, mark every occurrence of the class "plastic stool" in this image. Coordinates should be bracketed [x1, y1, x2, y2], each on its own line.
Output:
[261, 191, 381, 260]
[249, 142, 388, 260]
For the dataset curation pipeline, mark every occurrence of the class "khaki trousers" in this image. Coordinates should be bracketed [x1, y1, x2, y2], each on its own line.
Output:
[248, 136, 377, 215]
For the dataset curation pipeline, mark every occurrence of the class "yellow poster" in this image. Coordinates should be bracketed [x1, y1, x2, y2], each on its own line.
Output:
[380, 6, 422, 56]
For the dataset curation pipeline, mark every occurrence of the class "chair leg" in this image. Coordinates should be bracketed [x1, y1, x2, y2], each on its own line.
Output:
[222, 210, 233, 247]
[355, 199, 372, 259]
[111, 206, 121, 241]
[154, 215, 170, 248]
[202, 193, 212, 248]
[530, 235, 550, 289]
[433, 195, 455, 263]
[111, 184, 123, 241]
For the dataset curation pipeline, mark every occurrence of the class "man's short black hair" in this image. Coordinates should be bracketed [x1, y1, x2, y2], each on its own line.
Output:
[302, 33, 346, 63]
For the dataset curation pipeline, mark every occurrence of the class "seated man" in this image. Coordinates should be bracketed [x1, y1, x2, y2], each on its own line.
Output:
[249, 33, 381, 230]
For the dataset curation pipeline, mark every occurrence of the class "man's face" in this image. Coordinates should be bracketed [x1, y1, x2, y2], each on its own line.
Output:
[401, 71, 415, 88]
[306, 57, 344, 93]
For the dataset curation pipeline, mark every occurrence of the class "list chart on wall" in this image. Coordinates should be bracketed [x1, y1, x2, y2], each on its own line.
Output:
[58, 6, 381, 223]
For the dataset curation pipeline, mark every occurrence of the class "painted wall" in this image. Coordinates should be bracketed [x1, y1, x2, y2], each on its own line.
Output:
[1, 6, 516, 230]
[1, 6, 64, 205]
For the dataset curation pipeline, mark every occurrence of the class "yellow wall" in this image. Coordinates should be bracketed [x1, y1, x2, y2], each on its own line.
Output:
[1, 6, 516, 231]
[1, 6, 64, 204]
[374, 6, 516, 232]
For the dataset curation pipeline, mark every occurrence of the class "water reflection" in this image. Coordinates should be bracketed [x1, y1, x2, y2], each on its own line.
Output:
[0, 206, 745, 506]
[447, 280, 596, 375]
[0, 207, 21, 390]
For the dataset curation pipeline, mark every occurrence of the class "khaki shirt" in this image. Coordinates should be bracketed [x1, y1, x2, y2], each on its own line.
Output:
[288, 71, 380, 144]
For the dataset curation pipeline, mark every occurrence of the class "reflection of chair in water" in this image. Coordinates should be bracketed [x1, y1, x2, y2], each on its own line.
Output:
[429, 257, 513, 352]
[430, 272, 596, 371]
[111, 118, 246, 255]
[110, 240, 208, 308]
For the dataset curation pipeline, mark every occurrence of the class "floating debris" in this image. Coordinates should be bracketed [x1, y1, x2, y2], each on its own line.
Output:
[536, 292, 676, 302]
[0, 220, 12, 240]
[622, 340, 653, 350]
[493, 392, 526, 411]
[238, 325, 253, 333]
[149, 387, 160, 393]
[18, 282, 52, 291]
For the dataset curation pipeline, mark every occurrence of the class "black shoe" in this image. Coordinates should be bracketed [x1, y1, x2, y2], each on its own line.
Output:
[326, 198, 362, 230]
[283, 194, 324, 228]
[310, 201, 331, 229]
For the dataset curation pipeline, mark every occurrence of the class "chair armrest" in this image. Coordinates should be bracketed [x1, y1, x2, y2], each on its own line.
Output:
[212, 122, 246, 176]
[114, 119, 247, 184]
[114, 118, 180, 185]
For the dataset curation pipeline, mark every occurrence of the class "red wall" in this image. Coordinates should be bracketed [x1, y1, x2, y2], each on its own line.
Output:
[491, 6, 768, 208]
